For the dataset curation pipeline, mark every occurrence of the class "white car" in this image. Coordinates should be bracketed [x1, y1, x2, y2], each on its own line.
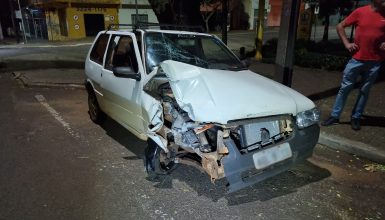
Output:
[84, 26, 320, 192]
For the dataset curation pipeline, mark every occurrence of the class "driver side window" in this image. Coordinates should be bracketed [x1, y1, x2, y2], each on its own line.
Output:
[105, 35, 139, 73]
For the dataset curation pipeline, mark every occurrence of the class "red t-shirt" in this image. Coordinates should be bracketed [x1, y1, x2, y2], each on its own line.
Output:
[344, 5, 385, 61]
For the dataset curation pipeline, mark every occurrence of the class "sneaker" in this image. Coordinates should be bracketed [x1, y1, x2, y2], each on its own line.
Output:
[351, 118, 361, 131]
[321, 116, 339, 126]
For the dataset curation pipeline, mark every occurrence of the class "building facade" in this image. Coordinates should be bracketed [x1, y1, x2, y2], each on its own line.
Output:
[31, 0, 120, 40]
[31, 0, 158, 40]
[242, 0, 281, 30]
[119, 0, 158, 25]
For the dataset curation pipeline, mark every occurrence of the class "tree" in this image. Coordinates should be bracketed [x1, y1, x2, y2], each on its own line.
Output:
[148, 0, 203, 26]
[318, 0, 353, 41]
[148, 0, 176, 24]
[200, 0, 222, 32]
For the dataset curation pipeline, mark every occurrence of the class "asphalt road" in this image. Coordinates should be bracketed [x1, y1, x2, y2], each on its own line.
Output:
[0, 72, 384, 220]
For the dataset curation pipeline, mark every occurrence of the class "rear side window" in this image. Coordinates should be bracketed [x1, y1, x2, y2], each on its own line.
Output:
[90, 34, 109, 65]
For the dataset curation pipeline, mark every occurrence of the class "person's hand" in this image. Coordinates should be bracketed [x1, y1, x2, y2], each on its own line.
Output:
[345, 43, 359, 53]
[379, 42, 385, 51]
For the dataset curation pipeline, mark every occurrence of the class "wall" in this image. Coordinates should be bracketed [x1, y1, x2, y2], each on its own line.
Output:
[267, 0, 282, 27]
[119, 0, 158, 25]
[243, 0, 253, 30]
[66, 7, 118, 39]
[45, 10, 64, 40]
[119, 9, 158, 25]
[45, 7, 118, 40]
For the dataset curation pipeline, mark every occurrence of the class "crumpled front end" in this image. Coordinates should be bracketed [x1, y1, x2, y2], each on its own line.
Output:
[221, 117, 320, 193]
[143, 61, 320, 193]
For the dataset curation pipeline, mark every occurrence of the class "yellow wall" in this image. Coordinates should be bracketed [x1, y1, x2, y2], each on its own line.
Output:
[34, 0, 120, 4]
[57, 0, 120, 4]
[45, 6, 118, 40]
[66, 7, 119, 39]
[45, 10, 67, 41]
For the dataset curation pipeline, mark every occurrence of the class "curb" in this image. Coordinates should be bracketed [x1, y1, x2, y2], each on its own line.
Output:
[12, 72, 84, 89]
[1, 60, 84, 72]
[0, 42, 92, 49]
[318, 131, 385, 164]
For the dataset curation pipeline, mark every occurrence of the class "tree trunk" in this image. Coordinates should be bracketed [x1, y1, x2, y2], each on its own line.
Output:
[322, 14, 330, 42]
[202, 11, 215, 32]
[204, 19, 209, 32]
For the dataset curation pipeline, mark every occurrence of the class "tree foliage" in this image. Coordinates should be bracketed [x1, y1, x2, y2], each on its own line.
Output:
[200, 0, 222, 32]
[318, 0, 353, 41]
[148, 0, 202, 25]
[148, 0, 244, 31]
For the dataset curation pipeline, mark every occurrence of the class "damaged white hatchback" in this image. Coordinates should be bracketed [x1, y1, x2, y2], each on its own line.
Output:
[85, 27, 320, 193]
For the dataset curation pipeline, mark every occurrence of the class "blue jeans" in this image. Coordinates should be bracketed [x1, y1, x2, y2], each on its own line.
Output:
[331, 58, 381, 119]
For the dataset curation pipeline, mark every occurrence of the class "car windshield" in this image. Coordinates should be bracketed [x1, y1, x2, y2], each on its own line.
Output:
[144, 32, 246, 73]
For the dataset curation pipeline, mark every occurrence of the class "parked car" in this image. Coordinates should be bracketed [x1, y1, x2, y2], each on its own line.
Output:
[84, 26, 320, 193]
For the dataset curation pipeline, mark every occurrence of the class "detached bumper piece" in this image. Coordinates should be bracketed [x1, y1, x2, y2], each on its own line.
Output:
[222, 124, 320, 193]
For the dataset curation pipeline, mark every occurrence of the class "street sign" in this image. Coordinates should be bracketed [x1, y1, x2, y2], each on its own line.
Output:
[15, 10, 22, 19]
[314, 6, 319, 14]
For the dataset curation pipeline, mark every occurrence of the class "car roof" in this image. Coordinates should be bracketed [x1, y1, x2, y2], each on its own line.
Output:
[100, 29, 212, 37]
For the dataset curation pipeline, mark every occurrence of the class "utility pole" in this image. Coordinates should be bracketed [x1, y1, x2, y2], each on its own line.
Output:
[255, 0, 265, 61]
[135, 0, 138, 25]
[17, 0, 27, 43]
[221, 0, 228, 45]
[274, 0, 301, 87]
[0, 21, 4, 40]
[8, 0, 20, 43]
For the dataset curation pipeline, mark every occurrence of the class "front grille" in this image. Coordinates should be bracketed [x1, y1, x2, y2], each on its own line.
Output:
[229, 115, 294, 153]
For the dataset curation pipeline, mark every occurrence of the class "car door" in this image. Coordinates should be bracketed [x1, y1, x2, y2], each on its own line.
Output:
[101, 33, 146, 137]
[85, 33, 110, 110]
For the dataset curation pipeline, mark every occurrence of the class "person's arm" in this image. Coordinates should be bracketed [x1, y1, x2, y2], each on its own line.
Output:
[336, 20, 359, 53]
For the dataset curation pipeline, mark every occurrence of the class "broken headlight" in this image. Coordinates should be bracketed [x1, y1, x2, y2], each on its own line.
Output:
[296, 108, 320, 129]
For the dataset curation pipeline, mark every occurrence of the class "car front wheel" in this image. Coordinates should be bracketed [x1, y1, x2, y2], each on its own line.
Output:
[145, 138, 177, 176]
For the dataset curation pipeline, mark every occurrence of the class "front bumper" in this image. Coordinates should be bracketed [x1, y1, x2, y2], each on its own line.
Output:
[222, 124, 320, 193]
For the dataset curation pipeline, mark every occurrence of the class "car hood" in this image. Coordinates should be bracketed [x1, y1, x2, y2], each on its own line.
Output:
[160, 60, 315, 124]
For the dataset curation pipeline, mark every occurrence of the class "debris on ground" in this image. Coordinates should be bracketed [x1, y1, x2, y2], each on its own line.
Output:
[363, 163, 385, 172]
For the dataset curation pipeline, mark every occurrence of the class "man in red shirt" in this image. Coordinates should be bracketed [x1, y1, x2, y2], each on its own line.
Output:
[322, 0, 385, 130]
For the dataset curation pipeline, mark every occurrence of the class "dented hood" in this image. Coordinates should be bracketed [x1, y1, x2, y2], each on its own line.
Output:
[160, 60, 315, 124]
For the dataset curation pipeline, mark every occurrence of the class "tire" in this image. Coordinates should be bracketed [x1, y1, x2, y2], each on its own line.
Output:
[87, 89, 106, 124]
[145, 138, 177, 175]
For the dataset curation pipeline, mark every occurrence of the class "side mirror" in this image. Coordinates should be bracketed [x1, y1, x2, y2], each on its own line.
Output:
[112, 66, 141, 81]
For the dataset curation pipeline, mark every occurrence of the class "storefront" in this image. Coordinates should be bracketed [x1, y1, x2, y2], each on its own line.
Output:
[33, 0, 119, 40]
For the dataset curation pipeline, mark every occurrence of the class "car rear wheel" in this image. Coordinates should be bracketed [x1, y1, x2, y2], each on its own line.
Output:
[88, 90, 106, 124]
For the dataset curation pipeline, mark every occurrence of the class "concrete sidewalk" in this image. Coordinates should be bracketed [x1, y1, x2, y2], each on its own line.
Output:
[249, 62, 385, 164]
[0, 37, 94, 48]
[1, 39, 385, 165]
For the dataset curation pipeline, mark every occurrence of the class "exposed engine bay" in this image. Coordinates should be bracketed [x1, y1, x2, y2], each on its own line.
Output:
[144, 75, 295, 183]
